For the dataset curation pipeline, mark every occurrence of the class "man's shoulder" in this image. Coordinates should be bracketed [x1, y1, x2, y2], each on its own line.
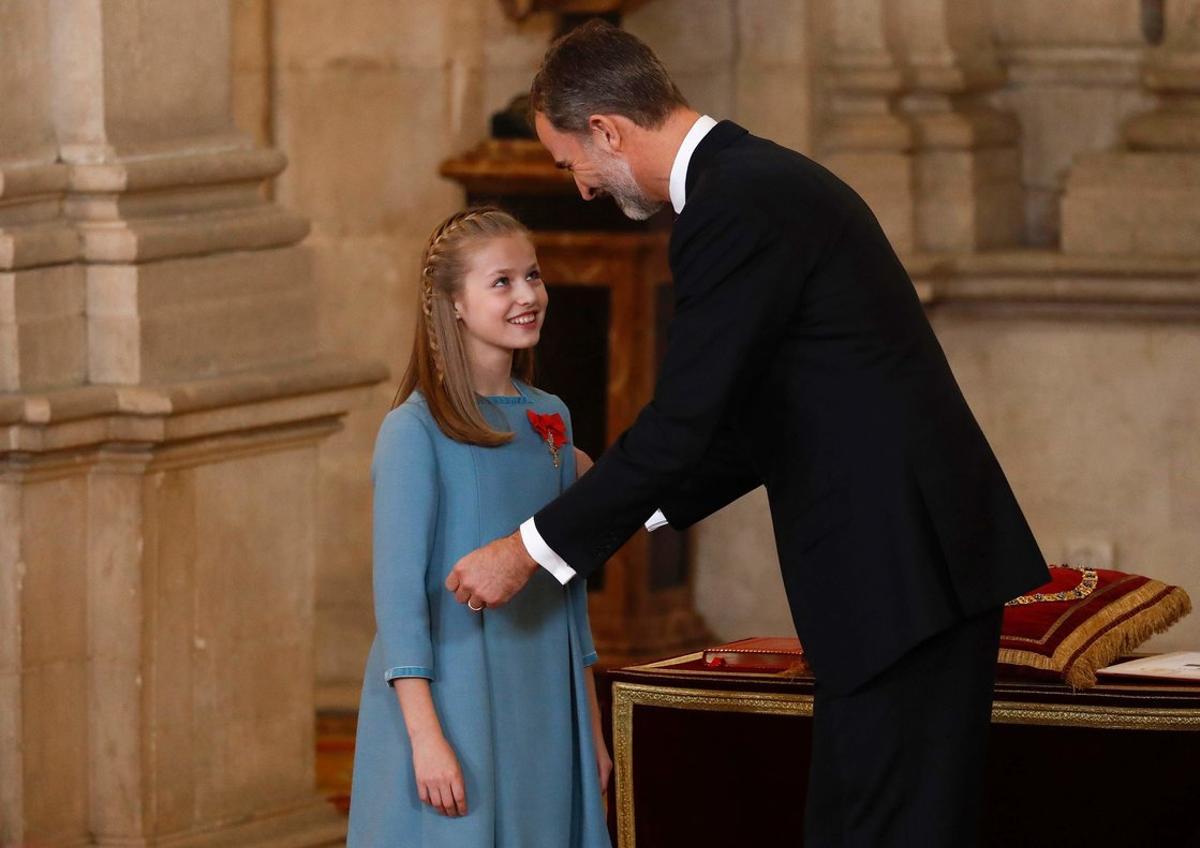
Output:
[673, 166, 776, 249]
[681, 133, 858, 236]
[679, 146, 777, 223]
[709, 131, 814, 178]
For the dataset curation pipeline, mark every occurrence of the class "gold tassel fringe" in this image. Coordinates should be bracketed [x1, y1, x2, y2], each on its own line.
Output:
[998, 583, 1193, 690]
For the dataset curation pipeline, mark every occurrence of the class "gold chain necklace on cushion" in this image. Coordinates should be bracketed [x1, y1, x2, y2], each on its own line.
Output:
[1005, 564, 1099, 606]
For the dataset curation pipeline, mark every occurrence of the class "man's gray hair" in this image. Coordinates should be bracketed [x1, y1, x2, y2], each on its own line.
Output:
[530, 19, 688, 133]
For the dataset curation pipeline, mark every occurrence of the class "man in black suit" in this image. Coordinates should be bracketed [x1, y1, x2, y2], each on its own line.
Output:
[446, 20, 1049, 846]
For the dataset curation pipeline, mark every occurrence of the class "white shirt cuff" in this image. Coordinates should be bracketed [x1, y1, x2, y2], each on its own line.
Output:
[519, 518, 576, 585]
[645, 509, 669, 532]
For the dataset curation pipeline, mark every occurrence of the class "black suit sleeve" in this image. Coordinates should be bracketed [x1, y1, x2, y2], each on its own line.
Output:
[656, 423, 760, 530]
[533, 195, 794, 576]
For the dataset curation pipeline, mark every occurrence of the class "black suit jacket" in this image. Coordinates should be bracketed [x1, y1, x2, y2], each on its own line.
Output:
[535, 121, 1048, 693]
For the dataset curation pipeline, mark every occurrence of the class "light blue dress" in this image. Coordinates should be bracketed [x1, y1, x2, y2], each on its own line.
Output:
[348, 380, 611, 848]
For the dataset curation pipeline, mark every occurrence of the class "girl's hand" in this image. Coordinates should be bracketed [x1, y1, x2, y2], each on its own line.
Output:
[574, 447, 594, 479]
[595, 735, 613, 811]
[411, 734, 468, 817]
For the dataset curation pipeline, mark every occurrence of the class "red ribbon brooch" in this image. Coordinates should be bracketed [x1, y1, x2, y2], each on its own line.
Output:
[527, 411, 568, 469]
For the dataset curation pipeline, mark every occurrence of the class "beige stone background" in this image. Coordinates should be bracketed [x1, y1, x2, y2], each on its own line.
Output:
[3, 0, 1199, 843]
[230, 0, 1200, 703]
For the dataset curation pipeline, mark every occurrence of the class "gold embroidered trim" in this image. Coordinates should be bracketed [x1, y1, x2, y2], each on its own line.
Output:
[1004, 577, 1130, 646]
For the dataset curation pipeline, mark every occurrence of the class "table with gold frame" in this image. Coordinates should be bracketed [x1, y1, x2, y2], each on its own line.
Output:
[608, 651, 1200, 847]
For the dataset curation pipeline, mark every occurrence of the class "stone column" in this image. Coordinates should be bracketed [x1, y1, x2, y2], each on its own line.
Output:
[0, 3, 83, 840]
[895, 0, 1023, 251]
[819, 0, 916, 255]
[1, 2, 383, 845]
[1062, 0, 1200, 255]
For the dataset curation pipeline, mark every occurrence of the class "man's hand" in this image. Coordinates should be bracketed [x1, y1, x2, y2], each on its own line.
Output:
[445, 530, 539, 609]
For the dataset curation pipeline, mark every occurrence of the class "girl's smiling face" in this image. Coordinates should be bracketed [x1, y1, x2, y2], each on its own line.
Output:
[454, 233, 547, 354]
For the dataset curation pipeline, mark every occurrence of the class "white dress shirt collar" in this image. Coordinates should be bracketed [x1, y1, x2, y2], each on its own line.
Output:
[668, 114, 718, 214]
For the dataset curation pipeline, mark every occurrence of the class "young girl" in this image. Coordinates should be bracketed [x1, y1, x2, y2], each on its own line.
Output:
[348, 207, 612, 847]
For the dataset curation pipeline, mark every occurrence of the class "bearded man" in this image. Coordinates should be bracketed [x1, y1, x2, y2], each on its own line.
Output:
[445, 20, 1048, 847]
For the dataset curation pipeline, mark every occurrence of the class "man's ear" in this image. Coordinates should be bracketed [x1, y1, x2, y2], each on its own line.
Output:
[587, 114, 625, 154]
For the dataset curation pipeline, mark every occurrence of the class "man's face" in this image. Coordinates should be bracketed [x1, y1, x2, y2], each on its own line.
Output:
[534, 112, 664, 221]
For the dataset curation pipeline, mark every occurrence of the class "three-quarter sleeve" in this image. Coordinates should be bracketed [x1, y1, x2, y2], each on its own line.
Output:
[371, 408, 439, 684]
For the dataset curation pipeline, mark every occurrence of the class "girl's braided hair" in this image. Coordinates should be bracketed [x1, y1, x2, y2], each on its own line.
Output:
[394, 206, 537, 446]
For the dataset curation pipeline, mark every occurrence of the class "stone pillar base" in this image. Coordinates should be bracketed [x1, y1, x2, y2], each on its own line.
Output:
[1061, 152, 1200, 255]
[2, 358, 385, 847]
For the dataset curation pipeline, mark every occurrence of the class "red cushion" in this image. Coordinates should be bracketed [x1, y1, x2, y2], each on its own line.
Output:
[998, 565, 1192, 688]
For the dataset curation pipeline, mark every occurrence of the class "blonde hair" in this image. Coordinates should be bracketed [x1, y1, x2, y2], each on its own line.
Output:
[393, 207, 536, 446]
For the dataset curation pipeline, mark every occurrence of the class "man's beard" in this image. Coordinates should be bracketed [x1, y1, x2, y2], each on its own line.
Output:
[594, 152, 664, 221]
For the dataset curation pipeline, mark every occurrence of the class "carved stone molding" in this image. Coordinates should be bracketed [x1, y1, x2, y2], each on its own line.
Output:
[908, 249, 1200, 319]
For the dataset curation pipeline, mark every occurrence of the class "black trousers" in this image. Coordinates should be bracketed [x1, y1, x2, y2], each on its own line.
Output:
[803, 607, 1004, 848]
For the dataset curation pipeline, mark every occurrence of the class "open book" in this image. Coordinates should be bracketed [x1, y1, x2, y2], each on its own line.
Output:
[1097, 652, 1200, 682]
